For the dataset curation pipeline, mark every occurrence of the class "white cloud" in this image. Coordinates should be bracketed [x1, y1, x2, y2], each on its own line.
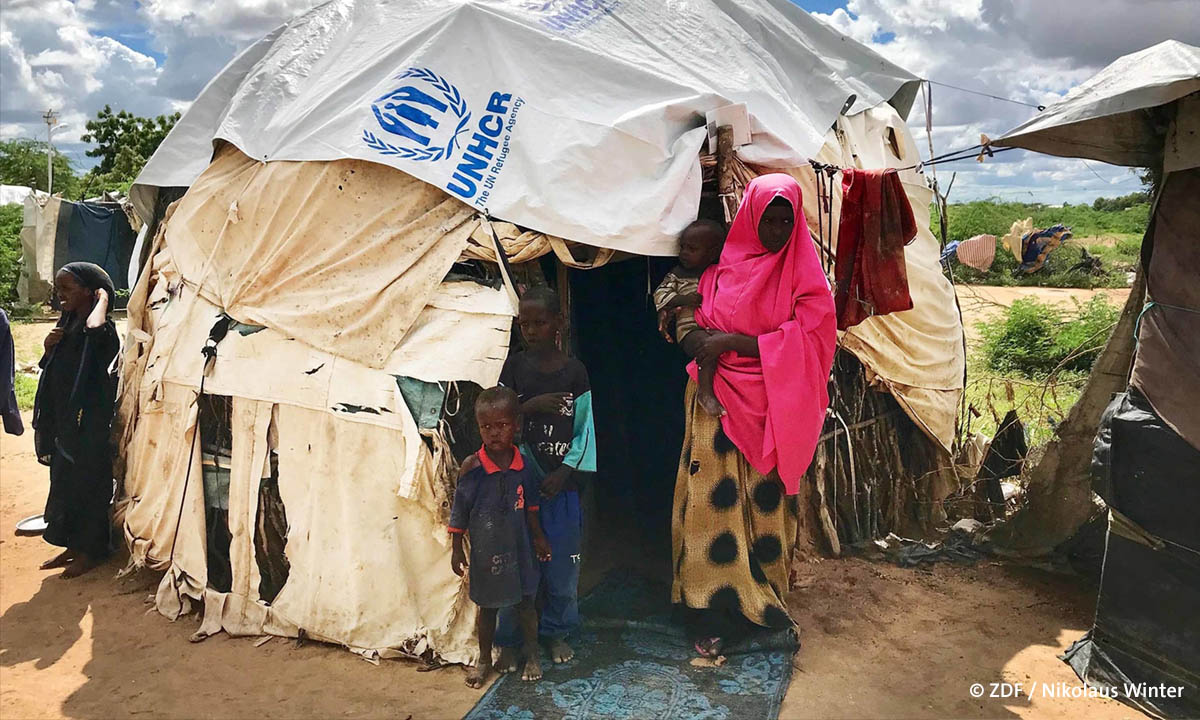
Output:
[813, 0, 1199, 203]
[0, 0, 321, 176]
[1, 0, 163, 159]
[138, 0, 323, 101]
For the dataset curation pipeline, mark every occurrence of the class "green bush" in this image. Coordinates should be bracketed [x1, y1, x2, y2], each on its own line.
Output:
[14, 372, 37, 411]
[943, 200, 1149, 244]
[979, 296, 1119, 376]
[950, 237, 1132, 289]
[1115, 236, 1142, 257]
[0, 202, 22, 305]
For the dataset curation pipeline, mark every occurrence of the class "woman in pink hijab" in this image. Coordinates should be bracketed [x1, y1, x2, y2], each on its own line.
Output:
[671, 174, 836, 656]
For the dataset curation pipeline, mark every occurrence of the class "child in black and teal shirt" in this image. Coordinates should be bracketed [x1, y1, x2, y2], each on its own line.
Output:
[496, 285, 596, 670]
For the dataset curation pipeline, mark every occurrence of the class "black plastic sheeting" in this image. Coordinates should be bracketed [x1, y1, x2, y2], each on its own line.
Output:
[56, 201, 136, 293]
[1064, 389, 1200, 719]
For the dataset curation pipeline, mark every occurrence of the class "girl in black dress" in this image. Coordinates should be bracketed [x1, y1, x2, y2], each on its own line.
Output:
[34, 262, 120, 578]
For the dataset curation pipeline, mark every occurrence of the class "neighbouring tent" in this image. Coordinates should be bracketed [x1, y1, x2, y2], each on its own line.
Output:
[0, 184, 33, 206]
[121, 0, 964, 665]
[992, 39, 1199, 718]
[18, 194, 139, 304]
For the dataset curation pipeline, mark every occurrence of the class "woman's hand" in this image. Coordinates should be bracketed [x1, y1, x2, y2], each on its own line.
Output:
[694, 332, 732, 367]
[524, 392, 573, 416]
[86, 288, 109, 329]
[44, 327, 64, 352]
[696, 332, 760, 365]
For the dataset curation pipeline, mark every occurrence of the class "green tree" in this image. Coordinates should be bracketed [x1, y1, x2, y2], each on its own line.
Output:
[80, 105, 180, 174]
[79, 145, 148, 197]
[0, 138, 79, 195]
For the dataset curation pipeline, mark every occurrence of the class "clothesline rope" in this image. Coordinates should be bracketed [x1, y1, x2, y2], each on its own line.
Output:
[808, 145, 1019, 177]
[924, 79, 1046, 112]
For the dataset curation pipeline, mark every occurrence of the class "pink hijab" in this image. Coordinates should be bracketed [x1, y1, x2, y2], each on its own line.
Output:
[688, 174, 837, 494]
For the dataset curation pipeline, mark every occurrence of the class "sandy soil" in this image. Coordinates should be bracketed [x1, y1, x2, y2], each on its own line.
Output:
[2, 317, 1138, 719]
[1, 415, 1134, 720]
[956, 285, 1132, 347]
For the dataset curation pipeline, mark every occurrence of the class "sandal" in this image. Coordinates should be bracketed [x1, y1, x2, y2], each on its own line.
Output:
[694, 637, 723, 658]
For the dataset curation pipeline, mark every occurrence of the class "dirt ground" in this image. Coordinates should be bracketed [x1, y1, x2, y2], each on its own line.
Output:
[1, 415, 1133, 720]
[1, 314, 1139, 720]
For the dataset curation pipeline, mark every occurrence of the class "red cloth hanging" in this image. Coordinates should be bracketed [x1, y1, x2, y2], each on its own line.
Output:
[835, 168, 918, 330]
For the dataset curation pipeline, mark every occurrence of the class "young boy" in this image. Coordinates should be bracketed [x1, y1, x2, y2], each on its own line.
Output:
[491, 285, 596, 668]
[653, 219, 726, 416]
[450, 386, 552, 688]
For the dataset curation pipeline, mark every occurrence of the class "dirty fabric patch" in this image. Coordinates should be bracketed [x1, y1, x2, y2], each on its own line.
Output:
[466, 570, 795, 720]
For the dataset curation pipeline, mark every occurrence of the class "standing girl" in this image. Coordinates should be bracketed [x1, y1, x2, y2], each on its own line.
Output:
[34, 262, 121, 578]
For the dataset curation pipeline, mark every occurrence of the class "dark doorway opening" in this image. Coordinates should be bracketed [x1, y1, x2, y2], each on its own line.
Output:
[570, 257, 687, 580]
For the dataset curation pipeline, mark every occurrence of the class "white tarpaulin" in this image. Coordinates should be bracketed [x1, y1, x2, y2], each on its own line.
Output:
[994, 40, 1200, 168]
[0, 184, 33, 205]
[132, 0, 918, 255]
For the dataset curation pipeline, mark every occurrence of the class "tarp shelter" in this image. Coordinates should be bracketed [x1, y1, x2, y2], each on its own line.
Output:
[994, 39, 1199, 719]
[18, 194, 138, 304]
[121, 0, 964, 665]
[0, 184, 33, 206]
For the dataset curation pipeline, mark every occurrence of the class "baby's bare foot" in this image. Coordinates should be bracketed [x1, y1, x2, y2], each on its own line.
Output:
[521, 656, 543, 681]
[698, 389, 726, 417]
[465, 662, 492, 689]
[548, 638, 574, 664]
[496, 646, 519, 673]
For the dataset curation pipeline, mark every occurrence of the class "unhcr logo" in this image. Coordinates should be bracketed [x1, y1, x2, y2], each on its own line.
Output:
[524, 0, 620, 33]
[362, 66, 526, 207]
[362, 68, 471, 162]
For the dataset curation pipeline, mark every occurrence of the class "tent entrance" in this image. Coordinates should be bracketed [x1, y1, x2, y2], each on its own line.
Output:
[569, 256, 685, 579]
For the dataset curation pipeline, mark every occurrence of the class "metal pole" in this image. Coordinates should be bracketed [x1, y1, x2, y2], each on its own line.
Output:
[43, 109, 57, 195]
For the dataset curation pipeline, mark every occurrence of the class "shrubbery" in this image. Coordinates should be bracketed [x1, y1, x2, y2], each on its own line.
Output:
[0, 202, 22, 306]
[944, 200, 1149, 244]
[979, 296, 1119, 376]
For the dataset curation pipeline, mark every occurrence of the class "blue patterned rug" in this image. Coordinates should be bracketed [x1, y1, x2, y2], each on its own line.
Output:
[464, 570, 796, 720]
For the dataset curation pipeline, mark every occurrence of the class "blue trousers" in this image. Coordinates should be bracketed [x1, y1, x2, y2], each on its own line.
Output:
[497, 489, 581, 645]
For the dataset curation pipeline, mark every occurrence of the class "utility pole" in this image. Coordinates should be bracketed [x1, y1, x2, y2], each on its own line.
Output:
[43, 109, 57, 194]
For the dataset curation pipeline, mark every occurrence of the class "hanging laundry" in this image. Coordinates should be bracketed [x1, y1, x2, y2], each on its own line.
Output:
[835, 168, 918, 330]
[1016, 224, 1072, 274]
[939, 241, 960, 265]
[957, 234, 997, 272]
[1001, 217, 1033, 263]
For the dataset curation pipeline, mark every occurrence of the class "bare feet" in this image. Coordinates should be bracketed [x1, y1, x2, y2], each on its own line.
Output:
[40, 550, 75, 570]
[60, 555, 100, 579]
[465, 661, 492, 689]
[694, 636, 724, 658]
[698, 388, 726, 417]
[548, 638, 574, 664]
[521, 656, 543, 681]
[496, 647, 519, 674]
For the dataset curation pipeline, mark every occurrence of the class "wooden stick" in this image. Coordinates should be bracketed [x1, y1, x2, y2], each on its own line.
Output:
[716, 125, 737, 223]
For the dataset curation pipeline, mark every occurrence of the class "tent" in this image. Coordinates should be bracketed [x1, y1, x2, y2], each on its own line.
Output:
[0, 184, 33, 206]
[120, 0, 964, 665]
[17, 193, 140, 304]
[991, 39, 1199, 719]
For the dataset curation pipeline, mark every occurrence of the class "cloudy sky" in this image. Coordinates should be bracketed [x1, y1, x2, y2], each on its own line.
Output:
[1, 0, 1196, 203]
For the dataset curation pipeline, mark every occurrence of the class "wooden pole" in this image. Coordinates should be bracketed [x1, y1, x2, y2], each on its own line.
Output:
[716, 125, 737, 223]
